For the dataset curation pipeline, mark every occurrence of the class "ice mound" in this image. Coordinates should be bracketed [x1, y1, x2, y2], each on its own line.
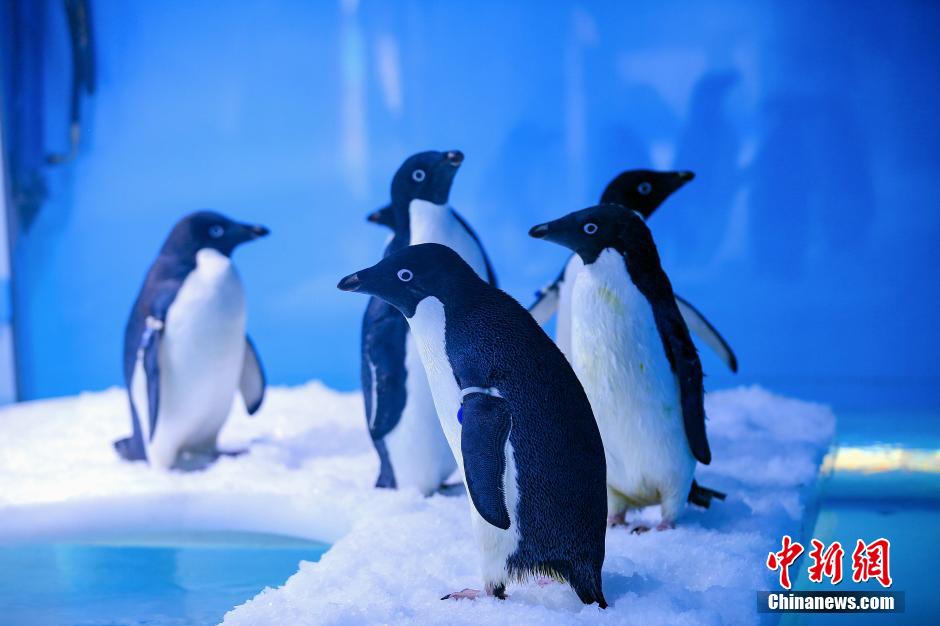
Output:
[0, 383, 835, 625]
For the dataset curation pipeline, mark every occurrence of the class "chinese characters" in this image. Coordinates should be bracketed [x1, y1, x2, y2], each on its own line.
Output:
[767, 537, 892, 589]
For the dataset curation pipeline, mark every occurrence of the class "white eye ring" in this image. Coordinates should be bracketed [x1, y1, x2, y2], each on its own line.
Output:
[637, 182, 652, 195]
[209, 225, 225, 238]
[583, 222, 598, 234]
[411, 169, 426, 182]
[397, 268, 414, 282]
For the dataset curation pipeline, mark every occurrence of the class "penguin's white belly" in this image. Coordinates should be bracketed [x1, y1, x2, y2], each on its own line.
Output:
[408, 200, 489, 281]
[147, 249, 246, 469]
[570, 249, 694, 510]
[555, 254, 583, 362]
[382, 332, 457, 495]
[409, 297, 520, 585]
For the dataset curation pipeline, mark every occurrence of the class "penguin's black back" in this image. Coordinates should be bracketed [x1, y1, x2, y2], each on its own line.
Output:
[440, 278, 607, 590]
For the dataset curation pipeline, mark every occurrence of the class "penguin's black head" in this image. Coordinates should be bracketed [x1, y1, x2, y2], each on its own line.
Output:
[163, 211, 270, 258]
[366, 204, 395, 229]
[529, 203, 653, 265]
[338, 243, 477, 317]
[600, 169, 694, 218]
[390, 150, 464, 206]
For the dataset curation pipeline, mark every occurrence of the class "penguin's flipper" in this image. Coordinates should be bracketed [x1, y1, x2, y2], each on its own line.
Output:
[460, 392, 512, 530]
[133, 316, 164, 443]
[674, 295, 738, 373]
[450, 210, 498, 287]
[528, 279, 561, 325]
[528, 263, 568, 325]
[240, 335, 266, 415]
[659, 307, 711, 465]
[362, 299, 409, 441]
[115, 391, 149, 461]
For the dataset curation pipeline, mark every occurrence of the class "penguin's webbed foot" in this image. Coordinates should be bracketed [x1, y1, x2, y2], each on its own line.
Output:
[607, 512, 627, 527]
[441, 583, 507, 601]
[441, 588, 480, 601]
[656, 521, 676, 532]
[629, 524, 652, 535]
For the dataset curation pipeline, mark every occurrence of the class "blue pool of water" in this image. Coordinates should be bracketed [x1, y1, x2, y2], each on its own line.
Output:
[784, 410, 940, 626]
[0, 531, 330, 626]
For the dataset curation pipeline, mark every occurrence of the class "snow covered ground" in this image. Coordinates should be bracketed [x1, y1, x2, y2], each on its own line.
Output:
[0, 383, 835, 625]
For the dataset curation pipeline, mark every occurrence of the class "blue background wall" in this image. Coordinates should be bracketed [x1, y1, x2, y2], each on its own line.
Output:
[3, 0, 939, 411]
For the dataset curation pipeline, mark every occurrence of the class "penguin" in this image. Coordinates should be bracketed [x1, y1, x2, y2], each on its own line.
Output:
[529, 205, 716, 530]
[113, 211, 268, 470]
[359, 150, 497, 495]
[339, 243, 608, 607]
[529, 169, 738, 373]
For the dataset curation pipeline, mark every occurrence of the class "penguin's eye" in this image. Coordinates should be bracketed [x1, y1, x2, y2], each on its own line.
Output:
[209, 225, 225, 238]
[411, 169, 426, 183]
[583, 222, 598, 235]
[637, 182, 652, 195]
[397, 268, 414, 282]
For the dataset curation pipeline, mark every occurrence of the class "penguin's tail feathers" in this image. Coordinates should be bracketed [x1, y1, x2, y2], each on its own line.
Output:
[113, 436, 147, 462]
[568, 561, 608, 609]
[688, 479, 727, 509]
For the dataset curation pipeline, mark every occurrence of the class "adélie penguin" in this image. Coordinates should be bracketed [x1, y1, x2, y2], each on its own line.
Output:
[339, 243, 608, 606]
[359, 150, 497, 495]
[530, 205, 721, 530]
[114, 211, 268, 470]
[529, 169, 739, 374]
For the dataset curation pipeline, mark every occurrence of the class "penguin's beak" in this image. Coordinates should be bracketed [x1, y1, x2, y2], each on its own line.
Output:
[337, 273, 362, 292]
[528, 217, 573, 249]
[445, 150, 464, 167]
[676, 170, 695, 182]
[246, 224, 270, 239]
[366, 205, 392, 226]
[528, 223, 550, 239]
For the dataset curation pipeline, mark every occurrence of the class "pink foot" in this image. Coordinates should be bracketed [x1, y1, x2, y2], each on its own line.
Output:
[537, 577, 557, 587]
[607, 512, 626, 527]
[656, 521, 676, 531]
[442, 584, 507, 601]
[442, 588, 480, 601]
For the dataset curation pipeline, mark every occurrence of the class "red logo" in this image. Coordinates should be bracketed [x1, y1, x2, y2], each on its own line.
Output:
[767, 536, 892, 589]
[767, 535, 804, 590]
[851, 538, 893, 588]
[807, 539, 845, 584]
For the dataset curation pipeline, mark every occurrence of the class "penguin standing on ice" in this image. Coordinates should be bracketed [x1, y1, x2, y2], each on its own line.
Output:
[530, 205, 716, 529]
[360, 150, 497, 495]
[114, 211, 268, 470]
[339, 243, 608, 606]
[529, 169, 738, 373]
